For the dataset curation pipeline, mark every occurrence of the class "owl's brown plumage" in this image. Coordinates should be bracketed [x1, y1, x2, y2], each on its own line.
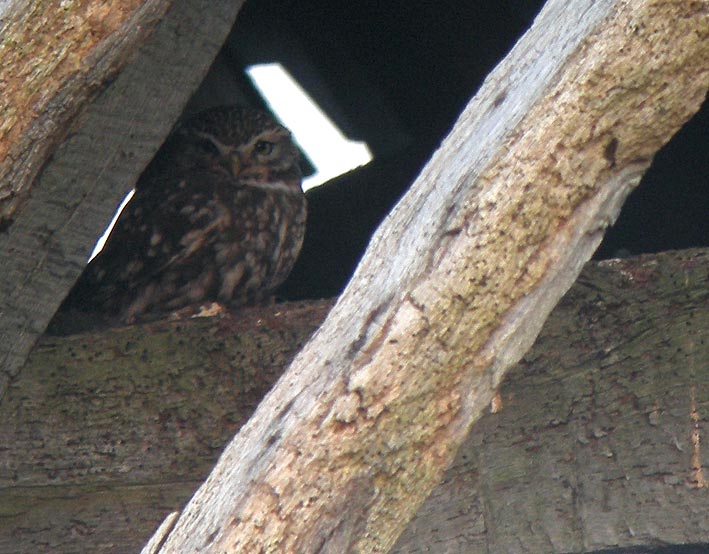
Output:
[64, 106, 306, 322]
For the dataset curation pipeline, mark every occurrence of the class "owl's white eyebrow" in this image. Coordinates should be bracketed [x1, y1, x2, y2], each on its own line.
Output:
[246, 129, 289, 146]
[194, 131, 233, 156]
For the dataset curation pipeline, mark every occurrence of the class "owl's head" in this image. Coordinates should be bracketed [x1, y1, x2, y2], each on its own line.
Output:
[165, 106, 302, 191]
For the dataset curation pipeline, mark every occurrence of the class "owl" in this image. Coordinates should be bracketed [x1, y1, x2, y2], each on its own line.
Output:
[63, 106, 306, 323]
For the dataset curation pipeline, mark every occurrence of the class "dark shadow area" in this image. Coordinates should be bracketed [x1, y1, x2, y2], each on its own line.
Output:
[593, 94, 708, 259]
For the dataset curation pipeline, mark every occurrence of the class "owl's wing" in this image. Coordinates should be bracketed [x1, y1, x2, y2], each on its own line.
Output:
[68, 170, 242, 314]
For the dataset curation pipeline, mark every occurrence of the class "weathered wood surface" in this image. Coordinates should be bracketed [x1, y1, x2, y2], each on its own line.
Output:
[147, 1, 708, 551]
[0, 0, 169, 225]
[0, 0, 244, 397]
[392, 249, 708, 553]
[1, 300, 332, 554]
[0, 250, 706, 553]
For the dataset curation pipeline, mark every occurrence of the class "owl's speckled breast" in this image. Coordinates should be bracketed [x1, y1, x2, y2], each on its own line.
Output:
[213, 184, 307, 306]
[120, 180, 307, 321]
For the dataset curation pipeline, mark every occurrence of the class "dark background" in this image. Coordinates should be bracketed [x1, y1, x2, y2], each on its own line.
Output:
[187, 0, 707, 300]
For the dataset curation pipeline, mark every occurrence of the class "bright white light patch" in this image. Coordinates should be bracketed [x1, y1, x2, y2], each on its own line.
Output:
[246, 63, 372, 190]
[89, 189, 134, 261]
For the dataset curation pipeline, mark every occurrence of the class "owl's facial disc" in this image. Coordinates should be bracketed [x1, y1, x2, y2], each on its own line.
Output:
[230, 128, 300, 188]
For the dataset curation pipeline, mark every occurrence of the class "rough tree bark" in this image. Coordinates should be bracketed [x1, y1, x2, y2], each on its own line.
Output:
[0, 0, 245, 397]
[141, 1, 707, 552]
[0, 250, 705, 553]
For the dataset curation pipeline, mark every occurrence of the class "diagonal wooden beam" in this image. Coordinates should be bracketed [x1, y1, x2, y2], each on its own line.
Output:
[149, 0, 709, 552]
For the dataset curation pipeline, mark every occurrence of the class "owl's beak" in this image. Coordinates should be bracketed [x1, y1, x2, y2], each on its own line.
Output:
[229, 154, 243, 177]
[230, 153, 269, 182]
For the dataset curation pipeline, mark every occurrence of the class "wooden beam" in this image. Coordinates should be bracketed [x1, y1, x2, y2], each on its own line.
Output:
[1, 251, 705, 552]
[0, 0, 169, 225]
[0, 0, 244, 395]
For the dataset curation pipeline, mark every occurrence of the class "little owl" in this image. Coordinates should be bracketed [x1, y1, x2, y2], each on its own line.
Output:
[63, 106, 306, 322]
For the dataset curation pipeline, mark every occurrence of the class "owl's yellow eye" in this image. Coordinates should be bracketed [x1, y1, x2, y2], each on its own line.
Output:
[254, 140, 274, 156]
